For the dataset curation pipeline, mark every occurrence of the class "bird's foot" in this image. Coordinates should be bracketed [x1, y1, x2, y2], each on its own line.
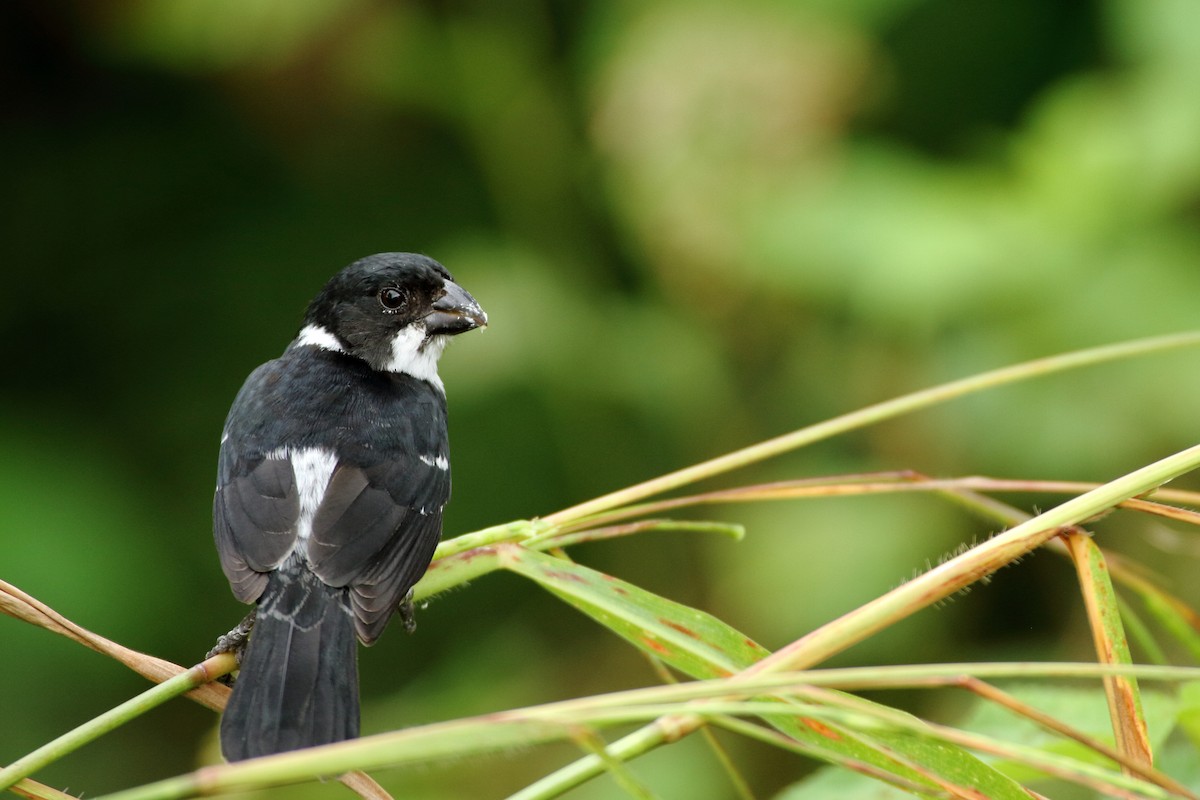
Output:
[398, 589, 417, 634]
[206, 611, 255, 685]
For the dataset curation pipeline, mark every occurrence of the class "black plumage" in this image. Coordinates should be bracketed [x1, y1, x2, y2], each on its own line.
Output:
[212, 253, 485, 761]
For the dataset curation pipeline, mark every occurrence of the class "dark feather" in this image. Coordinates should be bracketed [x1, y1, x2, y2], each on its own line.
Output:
[220, 557, 359, 760]
[350, 509, 443, 643]
[221, 459, 300, 568]
[307, 465, 409, 586]
[212, 254, 481, 761]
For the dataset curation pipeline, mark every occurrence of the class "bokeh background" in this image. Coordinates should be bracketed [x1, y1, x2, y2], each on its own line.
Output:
[4, 1, 1200, 797]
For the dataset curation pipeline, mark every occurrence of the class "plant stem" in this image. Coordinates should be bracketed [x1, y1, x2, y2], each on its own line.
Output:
[0, 655, 235, 791]
[518, 440, 1200, 798]
[543, 331, 1200, 526]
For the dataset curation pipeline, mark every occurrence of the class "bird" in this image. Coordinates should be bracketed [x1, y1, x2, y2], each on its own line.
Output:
[210, 252, 486, 761]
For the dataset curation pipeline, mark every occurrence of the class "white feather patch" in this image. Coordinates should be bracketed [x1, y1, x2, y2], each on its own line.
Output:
[384, 325, 446, 390]
[295, 324, 345, 353]
[419, 453, 450, 471]
[266, 446, 338, 551]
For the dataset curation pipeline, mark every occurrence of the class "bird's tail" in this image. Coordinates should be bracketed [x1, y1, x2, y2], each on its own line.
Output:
[220, 562, 359, 761]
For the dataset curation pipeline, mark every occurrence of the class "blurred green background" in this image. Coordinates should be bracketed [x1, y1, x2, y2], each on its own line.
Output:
[4, 0, 1200, 797]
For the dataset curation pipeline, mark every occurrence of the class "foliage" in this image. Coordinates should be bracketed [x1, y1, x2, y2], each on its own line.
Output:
[6, 338, 1200, 798]
[5, 0, 1200, 797]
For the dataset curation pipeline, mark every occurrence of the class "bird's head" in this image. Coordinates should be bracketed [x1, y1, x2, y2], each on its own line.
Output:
[295, 253, 487, 383]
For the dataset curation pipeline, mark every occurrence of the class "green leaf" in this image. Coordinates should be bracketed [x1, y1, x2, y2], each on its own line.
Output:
[506, 549, 1032, 798]
[502, 547, 769, 678]
[960, 683, 1180, 781]
[756, 704, 1034, 800]
[1133, 582, 1200, 662]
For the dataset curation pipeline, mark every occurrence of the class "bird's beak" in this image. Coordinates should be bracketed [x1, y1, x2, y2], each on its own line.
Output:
[426, 280, 487, 335]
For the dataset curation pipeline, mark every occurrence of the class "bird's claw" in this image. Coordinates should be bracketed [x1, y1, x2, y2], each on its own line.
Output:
[206, 612, 255, 685]
[399, 589, 417, 634]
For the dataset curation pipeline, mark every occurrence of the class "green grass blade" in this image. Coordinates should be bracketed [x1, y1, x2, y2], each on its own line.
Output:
[0, 655, 235, 791]
[1065, 533, 1151, 766]
[504, 548, 1038, 799]
[502, 547, 769, 678]
[752, 442, 1200, 676]
[544, 331, 1200, 527]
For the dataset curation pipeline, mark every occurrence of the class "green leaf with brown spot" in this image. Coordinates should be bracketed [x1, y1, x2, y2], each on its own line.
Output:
[502, 546, 768, 678]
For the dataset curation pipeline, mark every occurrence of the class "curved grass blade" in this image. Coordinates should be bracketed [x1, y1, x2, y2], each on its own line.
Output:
[501, 546, 769, 679]
[544, 332, 1200, 528]
[1064, 531, 1152, 768]
[503, 548, 1033, 799]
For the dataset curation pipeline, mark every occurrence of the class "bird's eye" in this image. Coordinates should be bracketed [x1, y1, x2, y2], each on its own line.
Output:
[379, 287, 408, 311]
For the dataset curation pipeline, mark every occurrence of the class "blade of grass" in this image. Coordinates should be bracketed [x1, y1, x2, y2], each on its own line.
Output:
[8, 777, 81, 800]
[959, 679, 1193, 797]
[571, 475, 1200, 532]
[518, 442, 1200, 797]
[85, 675, 1026, 800]
[1063, 531, 1152, 770]
[501, 546, 769, 679]
[746, 443, 1200, 677]
[415, 543, 508, 601]
[504, 549, 1035, 799]
[0, 579, 230, 711]
[711, 715, 958, 799]
[0, 654, 236, 791]
[790, 687, 1182, 800]
[417, 521, 743, 601]
[1107, 555, 1200, 662]
[1117, 595, 1170, 666]
[431, 520, 545, 561]
[569, 727, 661, 800]
[0, 580, 389, 799]
[642, 657, 757, 800]
[86, 665, 1200, 800]
[543, 332, 1200, 527]
[528, 519, 744, 549]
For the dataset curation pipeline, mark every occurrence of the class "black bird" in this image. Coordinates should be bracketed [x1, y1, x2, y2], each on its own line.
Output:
[211, 253, 486, 761]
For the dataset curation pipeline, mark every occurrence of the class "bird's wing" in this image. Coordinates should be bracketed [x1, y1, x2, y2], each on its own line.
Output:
[214, 354, 449, 639]
[213, 447, 300, 603]
[307, 452, 449, 644]
[213, 361, 302, 603]
[349, 508, 442, 643]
